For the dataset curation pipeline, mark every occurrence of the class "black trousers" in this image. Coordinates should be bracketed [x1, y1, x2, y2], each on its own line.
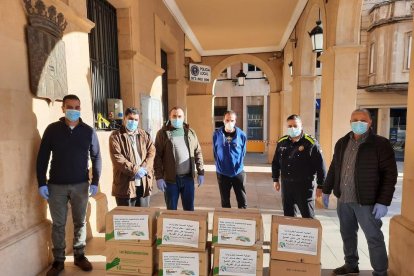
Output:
[281, 179, 315, 218]
[216, 172, 247, 209]
[115, 185, 150, 207]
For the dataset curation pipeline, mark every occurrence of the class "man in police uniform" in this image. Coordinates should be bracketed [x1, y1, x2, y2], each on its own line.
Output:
[272, 114, 326, 218]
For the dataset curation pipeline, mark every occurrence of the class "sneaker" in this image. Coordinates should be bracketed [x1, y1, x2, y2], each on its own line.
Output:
[332, 264, 360, 275]
[74, 255, 93, 271]
[46, 261, 64, 276]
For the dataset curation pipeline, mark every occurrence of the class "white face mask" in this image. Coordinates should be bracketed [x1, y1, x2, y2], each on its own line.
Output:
[224, 122, 236, 131]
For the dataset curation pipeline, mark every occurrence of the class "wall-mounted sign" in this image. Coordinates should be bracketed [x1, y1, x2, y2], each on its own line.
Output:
[189, 63, 211, 83]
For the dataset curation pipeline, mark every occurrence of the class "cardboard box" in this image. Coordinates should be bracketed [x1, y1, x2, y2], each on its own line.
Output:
[156, 210, 208, 251]
[270, 259, 321, 276]
[212, 246, 263, 276]
[105, 207, 159, 246]
[157, 247, 211, 276]
[212, 209, 263, 248]
[270, 215, 322, 264]
[105, 243, 154, 275]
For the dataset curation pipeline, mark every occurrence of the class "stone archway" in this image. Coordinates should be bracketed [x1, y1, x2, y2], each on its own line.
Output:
[207, 54, 278, 95]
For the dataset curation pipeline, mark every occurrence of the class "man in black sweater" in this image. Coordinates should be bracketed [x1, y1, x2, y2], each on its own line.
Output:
[36, 94, 102, 276]
[319, 108, 397, 276]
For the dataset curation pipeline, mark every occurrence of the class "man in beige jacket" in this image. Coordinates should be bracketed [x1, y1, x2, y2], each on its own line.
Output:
[109, 107, 155, 207]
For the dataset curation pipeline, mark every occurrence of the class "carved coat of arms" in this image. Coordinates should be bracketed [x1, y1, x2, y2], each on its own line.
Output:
[23, 0, 68, 102]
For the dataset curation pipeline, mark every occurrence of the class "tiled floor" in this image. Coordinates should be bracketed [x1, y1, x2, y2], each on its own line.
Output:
[39, 154, 403, 275]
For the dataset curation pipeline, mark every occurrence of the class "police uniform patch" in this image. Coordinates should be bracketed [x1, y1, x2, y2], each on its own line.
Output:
[298, 145, 305, 151]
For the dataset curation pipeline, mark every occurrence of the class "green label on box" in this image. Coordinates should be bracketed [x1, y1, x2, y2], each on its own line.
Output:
[158, 269, 163, 276]
[105, 231, 115, 241]
[156, 238, 162, 245]
[212, 236, 218, 243]
[213, 267, 219, 275]
[106, 257, 120, 270]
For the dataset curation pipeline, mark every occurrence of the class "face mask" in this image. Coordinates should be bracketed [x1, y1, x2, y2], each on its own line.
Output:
[171, 118, 184, 129]
[65, 109, 80, 122]
[287, 127, 302, 138]
[126, 120, 138, 132]
[351, 121, 368, 135]
[224, 122, 235, 131]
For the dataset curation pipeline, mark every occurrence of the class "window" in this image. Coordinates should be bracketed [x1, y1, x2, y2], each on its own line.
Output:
[247, 64, 261, 71]
[369, 42, 376, 74]
[87, 0, 121, 125]
[315, 52, 322, 76]
[405, 32, 412, 70]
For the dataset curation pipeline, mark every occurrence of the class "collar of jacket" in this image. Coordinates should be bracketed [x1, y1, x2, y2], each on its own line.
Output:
[59, 117, 85, 128]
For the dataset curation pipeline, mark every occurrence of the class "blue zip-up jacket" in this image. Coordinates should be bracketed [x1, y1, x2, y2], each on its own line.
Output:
[36, 117, 102, 187]
[213, 126, 247, 177]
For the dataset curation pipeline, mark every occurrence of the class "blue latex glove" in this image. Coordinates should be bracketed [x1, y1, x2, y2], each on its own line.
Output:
[157, 179, 167, 192]
[372, 203, 388, 219]
[38, 186, 49, 200]
[197, 175, 204, 187]
[89, 184, 98, 197]
[322, 193, 330, 208]
[135, 167, 147, 179]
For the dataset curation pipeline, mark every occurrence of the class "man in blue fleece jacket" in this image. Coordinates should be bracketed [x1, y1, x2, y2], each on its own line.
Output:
[213, 110, 247, 208]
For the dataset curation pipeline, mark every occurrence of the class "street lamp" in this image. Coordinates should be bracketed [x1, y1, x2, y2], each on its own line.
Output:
[236, 65, 247, 86]
[308, 9, 323, 52]
[288, 61, 293, 77]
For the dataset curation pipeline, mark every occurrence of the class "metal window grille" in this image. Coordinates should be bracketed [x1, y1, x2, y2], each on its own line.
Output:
[87, 0, 120, 124]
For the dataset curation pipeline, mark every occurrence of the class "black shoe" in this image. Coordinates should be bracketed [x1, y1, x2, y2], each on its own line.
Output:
[332, 265, 360, 275]
[74, 255, 93, 271]
[46, 261, 64, 276]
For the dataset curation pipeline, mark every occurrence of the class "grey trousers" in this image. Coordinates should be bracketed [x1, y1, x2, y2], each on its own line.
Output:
[337, 202, 388, 276]
[48, 182, 89, 262]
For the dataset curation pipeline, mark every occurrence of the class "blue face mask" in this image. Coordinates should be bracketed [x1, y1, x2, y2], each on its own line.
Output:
[171, 118, 184, 129]
[351, 121, 368, 135]
[287, 127, 302, 138]
[126, 120, 138, 132]
[65, 109, 80, 122]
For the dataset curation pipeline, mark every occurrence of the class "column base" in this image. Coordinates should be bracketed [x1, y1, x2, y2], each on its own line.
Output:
[389, 215, 414, 276]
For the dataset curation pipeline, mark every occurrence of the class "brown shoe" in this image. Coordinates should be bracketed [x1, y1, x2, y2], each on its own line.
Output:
[46, 261, 64, 276]
[74, 255, 93, 271]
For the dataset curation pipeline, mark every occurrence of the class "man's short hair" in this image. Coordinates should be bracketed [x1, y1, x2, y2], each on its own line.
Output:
[62, 94, 80, 105]
[286, 114, 301, 121]
[352, 108, 372, 120]
[124, 107, 139, 116]
[169, 106, 184, 114]
[223, 110, 237, 119]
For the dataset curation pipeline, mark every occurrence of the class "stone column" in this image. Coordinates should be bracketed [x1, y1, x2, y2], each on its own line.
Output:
[376, 107, 390, 139]
[291, 76, 317, 136]
[319, 45, 362, 165]
[268, 92, 281, 163]
[187, 94, 214, 162]
[388, 18, 414, 274]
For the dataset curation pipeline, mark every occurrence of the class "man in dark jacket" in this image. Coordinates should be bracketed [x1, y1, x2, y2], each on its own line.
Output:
[272, 114, 326, 218]
[154, 107, 204, 211]
[36, 94, 102, 276]
[319, 108, 397, 276]
[109, 107, 155, 207]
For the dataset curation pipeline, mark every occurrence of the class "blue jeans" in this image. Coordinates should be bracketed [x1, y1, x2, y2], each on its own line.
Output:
[337, 202, 388, 276]
[164, 175, 195, 211]
[48, 182, 89, 262]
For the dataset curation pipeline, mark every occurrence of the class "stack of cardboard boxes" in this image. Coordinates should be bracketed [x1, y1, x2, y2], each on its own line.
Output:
[211, 208, 264, 276]
[156, 210, 210, 276]
[105, 207, 159, 275]
[270, 216, 322, 276]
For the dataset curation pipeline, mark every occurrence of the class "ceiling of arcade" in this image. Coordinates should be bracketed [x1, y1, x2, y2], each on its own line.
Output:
[164, 0, 308, 56]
